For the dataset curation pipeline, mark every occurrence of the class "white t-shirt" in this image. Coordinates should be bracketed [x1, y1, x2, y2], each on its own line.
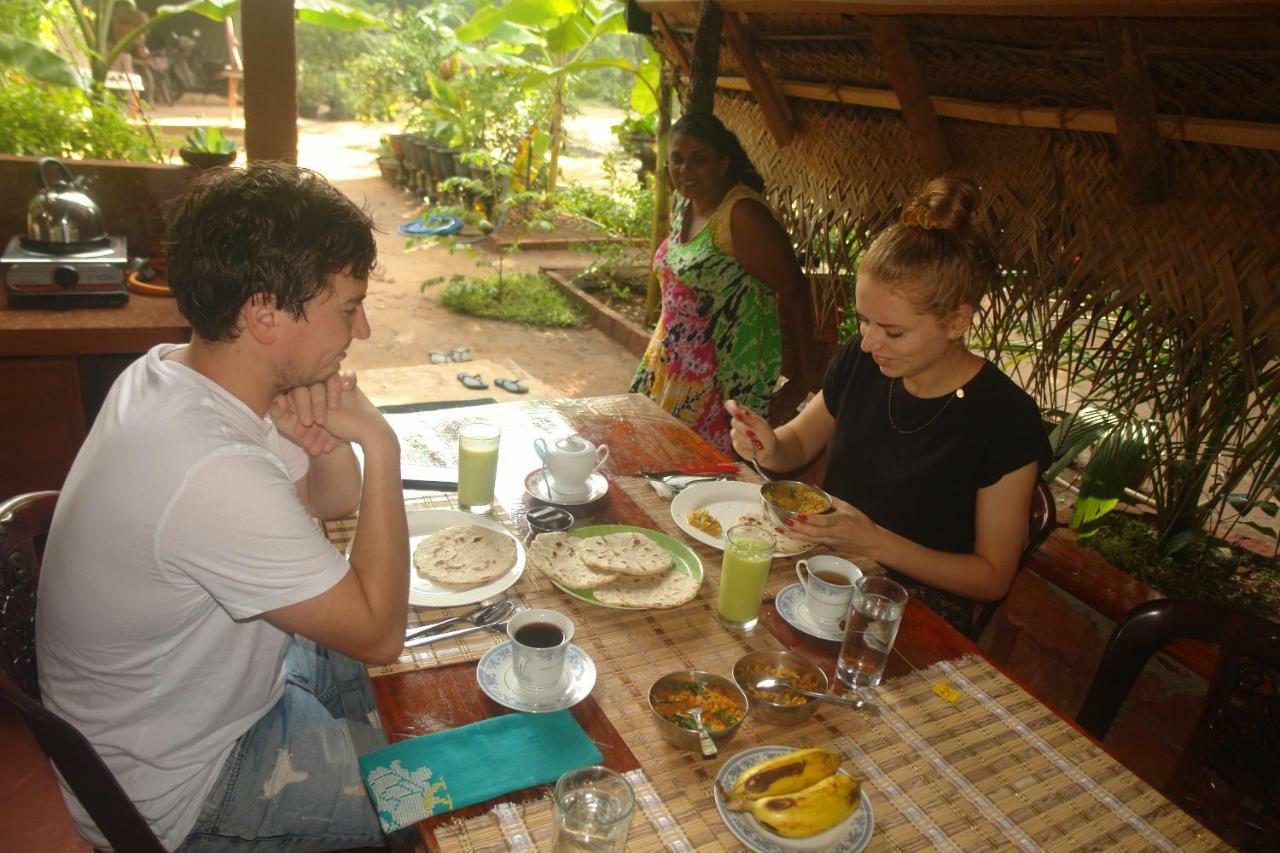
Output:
[36, 344, 351, 851]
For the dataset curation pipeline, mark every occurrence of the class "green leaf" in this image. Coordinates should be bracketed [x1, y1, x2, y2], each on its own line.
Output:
[545, 14, 593, 54]
[295, 1, 385, 30]
[1160, 528, 1202, 557]
[1226, 494, 1253, 513]
[0, 34, 83, 88]
[1068, 419, 1153, 536]
[1045, 405, 1119, 481]
[457, 0, 579, 40]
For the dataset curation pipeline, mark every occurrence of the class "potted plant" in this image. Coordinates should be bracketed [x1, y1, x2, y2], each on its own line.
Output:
[179, 127, 238, 169]
[376, 136, 402, 185]
[612, 114, 658, 179]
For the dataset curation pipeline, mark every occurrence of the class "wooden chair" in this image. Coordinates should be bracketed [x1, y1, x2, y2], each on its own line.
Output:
[0, 491, 167, 852]
[968, 477, 1056, 640]
[1077, 598, 1280, 848]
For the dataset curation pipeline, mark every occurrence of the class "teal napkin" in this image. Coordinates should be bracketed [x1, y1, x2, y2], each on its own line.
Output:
[359, 710, 603, 833]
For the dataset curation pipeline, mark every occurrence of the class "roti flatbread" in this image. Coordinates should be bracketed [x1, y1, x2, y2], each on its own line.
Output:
[527, 532, 617, 590]
[734, 512, 810, 555]
[413, 524, 516, 586]
[594, 570, 699, 608]
[578, 532, 672, 576]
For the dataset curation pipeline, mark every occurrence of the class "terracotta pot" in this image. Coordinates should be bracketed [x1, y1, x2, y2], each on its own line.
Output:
[179, 149, 236, 170]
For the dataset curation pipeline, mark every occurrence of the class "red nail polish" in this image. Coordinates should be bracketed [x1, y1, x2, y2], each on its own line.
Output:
[784, 519, 794, 527]
[798, 514, 808, 522]
[747, 430, 756, 437]
[753, 440, 763, 449]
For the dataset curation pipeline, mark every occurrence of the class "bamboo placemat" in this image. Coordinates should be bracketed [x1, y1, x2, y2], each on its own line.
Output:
[323, 494, 549, 677]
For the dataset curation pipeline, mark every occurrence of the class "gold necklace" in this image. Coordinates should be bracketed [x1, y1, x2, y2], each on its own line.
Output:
[887, 378, 965, 434]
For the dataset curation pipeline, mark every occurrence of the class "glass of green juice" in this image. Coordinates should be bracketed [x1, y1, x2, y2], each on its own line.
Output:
[716, 524, 776, 631]
[457, 421, 501, 513]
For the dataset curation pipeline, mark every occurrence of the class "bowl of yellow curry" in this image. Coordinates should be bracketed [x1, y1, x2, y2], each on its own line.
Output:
[648, 670, 749, 752]
[760, 480, 832, 528]
[733, 650, 829, 724]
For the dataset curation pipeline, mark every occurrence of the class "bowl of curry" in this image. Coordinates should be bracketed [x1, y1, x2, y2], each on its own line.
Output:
[732, 650, 829, 724]
[760, 480, 832, 528]
[648, 670, 749, 752]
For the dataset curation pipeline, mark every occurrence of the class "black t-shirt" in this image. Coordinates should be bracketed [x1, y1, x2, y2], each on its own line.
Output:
[821, 336, 1052, 630]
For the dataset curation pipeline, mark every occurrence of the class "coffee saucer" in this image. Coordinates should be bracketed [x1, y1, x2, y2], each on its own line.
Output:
[523, 467, 609, 507]
[476, 641, 597, 713]
[775, 583, 844, 642]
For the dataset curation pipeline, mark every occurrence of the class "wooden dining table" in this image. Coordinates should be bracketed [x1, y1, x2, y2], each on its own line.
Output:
[346, 394, 1224, 852]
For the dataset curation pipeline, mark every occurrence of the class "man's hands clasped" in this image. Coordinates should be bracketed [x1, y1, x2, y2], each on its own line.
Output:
[270, 371, 391, 455]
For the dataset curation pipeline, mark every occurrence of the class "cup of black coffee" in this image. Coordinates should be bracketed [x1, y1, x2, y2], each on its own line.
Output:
[507, 608, 575, 693]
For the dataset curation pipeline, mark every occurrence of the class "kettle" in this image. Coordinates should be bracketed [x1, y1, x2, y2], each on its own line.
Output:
[25, 157, 108, 252]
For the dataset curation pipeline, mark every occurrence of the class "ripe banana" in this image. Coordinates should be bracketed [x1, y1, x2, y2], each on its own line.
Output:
[749, 772, 862, 839]
[723, 748, 842, 811]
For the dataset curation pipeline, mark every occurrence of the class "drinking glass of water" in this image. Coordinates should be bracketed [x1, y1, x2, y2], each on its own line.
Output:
[551, 765, 634, 853]
[836, 576, 908, 688]
[457, 421, 500, 513]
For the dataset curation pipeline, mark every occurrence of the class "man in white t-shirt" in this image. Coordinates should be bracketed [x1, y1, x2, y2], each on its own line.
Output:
[36, 163, 409, 851]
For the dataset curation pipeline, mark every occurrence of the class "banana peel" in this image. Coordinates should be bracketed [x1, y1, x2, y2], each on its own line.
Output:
[750, 772, 862, 838]
[723, 748, 842, 811]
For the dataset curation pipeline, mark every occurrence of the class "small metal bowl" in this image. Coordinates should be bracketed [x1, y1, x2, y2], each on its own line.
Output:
[648, 669, 749, 752]
[732, 650, 829, 725]
[760, 480, 833, 528]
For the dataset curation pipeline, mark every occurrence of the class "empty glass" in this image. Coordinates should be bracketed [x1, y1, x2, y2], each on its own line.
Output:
[551, 765, 634, 852]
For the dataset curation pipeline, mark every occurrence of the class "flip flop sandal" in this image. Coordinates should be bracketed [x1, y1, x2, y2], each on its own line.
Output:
[449, 347, 472, 362]
[457, 372, 488, 390]
[429, 351, 449, 364]
[494, 377, 528, 394]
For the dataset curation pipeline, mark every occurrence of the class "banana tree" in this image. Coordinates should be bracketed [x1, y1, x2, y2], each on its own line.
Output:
[456, 0, 656, 195]
[63, 0, 381, 91]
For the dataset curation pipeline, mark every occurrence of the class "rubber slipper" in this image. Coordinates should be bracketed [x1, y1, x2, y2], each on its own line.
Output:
[457, 372, 487, 390]
[449, 347, 472, 363]
[494, 377, 528, 394]
[429, 351, 448, 364]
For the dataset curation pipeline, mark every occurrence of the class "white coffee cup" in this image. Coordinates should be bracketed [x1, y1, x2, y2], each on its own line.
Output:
[795, 555, 863, 624]
[534, 435, 609, 498]
[507, 608, 575, 693]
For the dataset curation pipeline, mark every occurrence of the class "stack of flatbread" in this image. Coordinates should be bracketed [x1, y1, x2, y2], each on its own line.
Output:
[413, 524, 517, 587]
[734, 512, 810, 555]
[527, 531, 699, 608]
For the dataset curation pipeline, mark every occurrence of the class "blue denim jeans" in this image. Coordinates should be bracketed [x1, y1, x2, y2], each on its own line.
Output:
[176, 636, 388, 851]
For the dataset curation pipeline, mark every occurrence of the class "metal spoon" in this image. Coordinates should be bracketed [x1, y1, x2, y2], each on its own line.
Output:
[748, 453, 774, 483]
[404, 614, 516, 649]
[753, 676, 874, 711]
[405, 599, 514, 641]
[687, 707, 718, 759]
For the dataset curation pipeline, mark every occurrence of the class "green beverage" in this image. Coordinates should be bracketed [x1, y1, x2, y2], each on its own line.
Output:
[716, 525, 776, 631]
[458, 422, 500, 513]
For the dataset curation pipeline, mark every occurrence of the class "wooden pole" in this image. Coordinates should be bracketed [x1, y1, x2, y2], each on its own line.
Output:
[867, 17, 952, 175]
[685, 0, 724, 113]
[1100, 19, 1169, 204]
[243, 1, 297, 163]
[722, 13, 796, 146]
[646, 64, 675, 327]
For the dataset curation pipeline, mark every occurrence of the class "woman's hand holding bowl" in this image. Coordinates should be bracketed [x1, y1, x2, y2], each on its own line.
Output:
[780, 495, 881, 556]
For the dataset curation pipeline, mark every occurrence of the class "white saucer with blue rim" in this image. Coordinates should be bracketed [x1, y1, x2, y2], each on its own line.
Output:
[775, 583, 844, 642]
[476, 641, 596, 713]
[714, 745, 874, 853]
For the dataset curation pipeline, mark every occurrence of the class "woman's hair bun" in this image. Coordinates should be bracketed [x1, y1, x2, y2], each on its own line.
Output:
[900, 175, 980, 236]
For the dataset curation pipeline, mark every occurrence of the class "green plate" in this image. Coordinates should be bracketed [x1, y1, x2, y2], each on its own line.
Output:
[550, 524, 704, 609]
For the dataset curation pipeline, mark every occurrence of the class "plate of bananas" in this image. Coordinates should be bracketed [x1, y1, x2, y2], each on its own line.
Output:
[714, 746, 873, 852]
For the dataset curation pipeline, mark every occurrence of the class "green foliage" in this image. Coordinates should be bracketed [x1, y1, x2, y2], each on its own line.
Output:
[0, 70, 160, 160]
[182, 126, 236, 153]
[554, 154, 653, 238]
[440, 272, 586, 327]
[1083, 511, 1279, 619]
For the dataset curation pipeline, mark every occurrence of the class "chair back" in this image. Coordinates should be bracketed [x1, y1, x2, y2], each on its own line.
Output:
[0, 491, 166, 852]
[1077, 598, 1280, 848]
[968, 477, 1056, 639]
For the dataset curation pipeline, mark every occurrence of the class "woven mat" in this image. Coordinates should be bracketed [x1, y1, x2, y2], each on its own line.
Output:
[429, 654, 1224, 852]
[323, 494, 550, 677]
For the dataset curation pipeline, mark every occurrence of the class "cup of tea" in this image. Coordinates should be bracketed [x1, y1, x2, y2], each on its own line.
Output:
[507, 608, 575, 693]
[534, 434, 609, 498]
[795, 555, 863, 624]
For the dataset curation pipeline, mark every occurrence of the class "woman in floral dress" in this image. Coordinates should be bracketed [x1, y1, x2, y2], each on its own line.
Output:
[630, 113, 820, 453]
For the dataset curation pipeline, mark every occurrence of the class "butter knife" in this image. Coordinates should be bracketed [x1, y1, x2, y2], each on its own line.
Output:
[403, 618, 512, 649]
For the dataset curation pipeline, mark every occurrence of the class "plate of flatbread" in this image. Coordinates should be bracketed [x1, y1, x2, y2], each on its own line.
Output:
[670, 481, 813, 557]
[402, 509, 525, 607]
[526, 524, 703, 609]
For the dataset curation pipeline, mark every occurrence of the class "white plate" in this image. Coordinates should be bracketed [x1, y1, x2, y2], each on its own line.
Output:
[476, 641, 596, 713]
[670, 481, 813, 557]
[714, 745, 874, 853]
[523, 468, 609, 507]
[775, 583, 844, 642]
[401, 508, 525, 608]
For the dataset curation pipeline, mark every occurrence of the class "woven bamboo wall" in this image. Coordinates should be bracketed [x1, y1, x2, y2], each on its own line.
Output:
[651, 10, 1280, 392]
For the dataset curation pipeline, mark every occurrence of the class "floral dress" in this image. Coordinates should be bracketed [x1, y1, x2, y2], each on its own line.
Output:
[629, 184, 782, 452]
